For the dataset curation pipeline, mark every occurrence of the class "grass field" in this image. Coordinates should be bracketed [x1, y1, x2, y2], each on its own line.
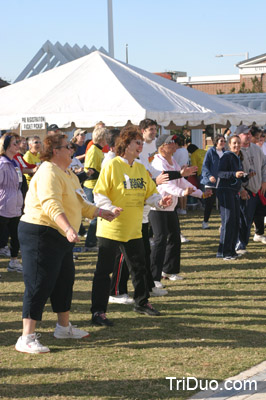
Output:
[0, 210, 265, 400]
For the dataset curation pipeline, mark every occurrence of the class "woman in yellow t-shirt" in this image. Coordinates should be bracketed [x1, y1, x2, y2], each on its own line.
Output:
[90, 126, 172, 327]
[15, 133, 115, 354]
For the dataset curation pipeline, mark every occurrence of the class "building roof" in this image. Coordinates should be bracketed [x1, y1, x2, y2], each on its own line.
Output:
[219, 93, 266, 112]
[177, 74, 240, 85]
[236, 53, 266, 67]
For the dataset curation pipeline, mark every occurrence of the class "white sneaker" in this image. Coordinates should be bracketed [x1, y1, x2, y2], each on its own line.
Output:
[253, 234, 266, 244]
[150, 287, 168, 297]
[236, 249, 247, 255]
[180, 234, 189, 243]
[54, 322, 90, 339]
[7, 259, 23, 273]
[15, 333, 50, 354]
[202, 221, 209, 229]
[162, 272, 184, 281]
[109, 294, 134, 305]
[0, 246, 11, 257]
[154, 280, 164, 289]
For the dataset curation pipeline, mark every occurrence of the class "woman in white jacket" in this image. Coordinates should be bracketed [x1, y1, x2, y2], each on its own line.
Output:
[149, 135, 211, 285]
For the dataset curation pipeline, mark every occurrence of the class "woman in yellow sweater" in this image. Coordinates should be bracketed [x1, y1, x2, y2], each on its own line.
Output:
[15, 133, 115, 354]
[91, 126, 172, 326]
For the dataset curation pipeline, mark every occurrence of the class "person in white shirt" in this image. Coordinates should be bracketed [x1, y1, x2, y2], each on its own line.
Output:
[173, 136, 189, 215]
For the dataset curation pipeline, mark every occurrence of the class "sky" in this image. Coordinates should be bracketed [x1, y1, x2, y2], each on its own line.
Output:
[1, 0, 266, 83]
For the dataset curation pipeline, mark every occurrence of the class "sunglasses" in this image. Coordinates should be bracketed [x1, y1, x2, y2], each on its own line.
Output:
[135, 140, 143, 146]
[56, 144, 72, 150]
[33, 141, 41, 144]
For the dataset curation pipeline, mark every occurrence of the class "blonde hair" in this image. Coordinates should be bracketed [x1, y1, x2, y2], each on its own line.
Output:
[92, 127, 108, 144]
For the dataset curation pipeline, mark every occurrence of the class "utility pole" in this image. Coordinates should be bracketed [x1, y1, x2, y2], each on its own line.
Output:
[215, 52, 249, 60]
[126, 44, 128, 64]
[107, 0, 114, 58]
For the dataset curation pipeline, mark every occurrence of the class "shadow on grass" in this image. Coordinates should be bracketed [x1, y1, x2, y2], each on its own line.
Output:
[1, 313, 266, 351]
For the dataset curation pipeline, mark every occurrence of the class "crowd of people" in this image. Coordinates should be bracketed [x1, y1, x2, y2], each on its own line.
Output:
[0, 120, 265, 354]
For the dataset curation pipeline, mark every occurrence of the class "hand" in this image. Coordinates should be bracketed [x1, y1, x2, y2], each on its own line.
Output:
[236, 171, 245, 178]
[260, 182, 266, 196]
[183, 187, 195, 196]
[86, 168, 94, 177]
[101, 210, 117, 222]
[159, 195, 173, 208]
[203, 189, 212, 199]
[209, 176, 216, 183]
[180, 165, 198, 177]
[113, 207, 123, 217]
[240, 189, 249, 200]
[248, 171, 256, 178]
[66, 227, 80, 243]
[74, 167, 83, 174]
[156, 172, 169, 185]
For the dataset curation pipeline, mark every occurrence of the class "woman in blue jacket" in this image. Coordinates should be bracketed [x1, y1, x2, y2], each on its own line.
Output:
[216, 135, 250, 260]
[201, 135, 225, 229]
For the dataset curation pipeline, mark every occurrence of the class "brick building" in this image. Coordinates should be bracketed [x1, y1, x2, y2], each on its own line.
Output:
[176, 53, 266, 95]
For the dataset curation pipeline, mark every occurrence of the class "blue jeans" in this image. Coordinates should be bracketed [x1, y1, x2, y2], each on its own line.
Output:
[217, 189, 240, 257]
[83, 187, 97, 248]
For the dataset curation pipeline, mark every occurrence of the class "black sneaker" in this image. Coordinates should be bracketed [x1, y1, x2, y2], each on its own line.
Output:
[91, 312, 113, 327]
[133, 302, 161, 316]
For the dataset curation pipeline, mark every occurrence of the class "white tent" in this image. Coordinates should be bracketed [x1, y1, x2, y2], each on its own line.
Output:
[0, 51, 265, 130]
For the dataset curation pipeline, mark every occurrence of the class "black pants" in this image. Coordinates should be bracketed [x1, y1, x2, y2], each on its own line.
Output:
[204, 189, 217, 223]
[149, 210, 181, 281]
[0, 215, 20, 257]
[237, 191, 265, 250]
[18, 222, 75, 321]
[0, 225, 9, 248]
[91, 237, 149, 314]
[110, 249, 129, 296]
[110, 223, 155, 295]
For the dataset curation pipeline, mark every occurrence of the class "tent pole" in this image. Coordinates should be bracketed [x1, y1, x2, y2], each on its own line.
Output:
[107, 0, 114, 58]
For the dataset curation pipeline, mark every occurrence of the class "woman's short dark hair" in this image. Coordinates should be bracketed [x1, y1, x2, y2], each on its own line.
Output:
[174, 136, 184, 147]
[213, 134, 225, 147]
[187, 144, 198, 154]
[116, 126, 142, 156]
[40, 133, 68, 161]
[0, 132, 20, 155]
[106, 129, 120, 148]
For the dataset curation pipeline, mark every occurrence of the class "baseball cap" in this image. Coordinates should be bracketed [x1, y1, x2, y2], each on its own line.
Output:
[47, 124, 59, 132]
[73, 128, 87, 138]
[156, 134, 177, 149]
[235, 125, 250, 135]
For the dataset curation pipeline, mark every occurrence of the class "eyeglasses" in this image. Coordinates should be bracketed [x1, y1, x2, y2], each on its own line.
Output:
[56, 144, 72, 150]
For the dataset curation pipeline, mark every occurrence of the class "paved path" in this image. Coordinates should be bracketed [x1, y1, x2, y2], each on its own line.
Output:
[188, 361, 266, 400]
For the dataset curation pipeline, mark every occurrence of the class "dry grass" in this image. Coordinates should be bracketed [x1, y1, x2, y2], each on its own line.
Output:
[0, 210, 265, 400]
